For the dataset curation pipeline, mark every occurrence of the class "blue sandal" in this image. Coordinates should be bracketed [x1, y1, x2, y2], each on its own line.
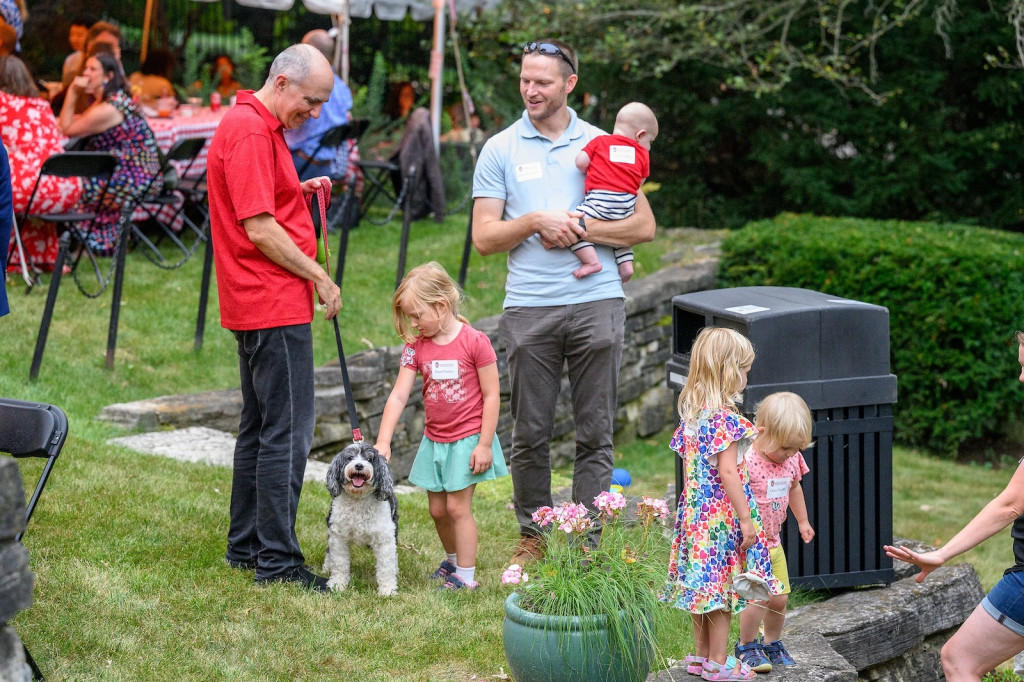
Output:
[734, 642, 772, 673]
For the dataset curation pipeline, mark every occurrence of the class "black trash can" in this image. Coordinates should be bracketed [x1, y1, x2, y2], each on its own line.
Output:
[666, 286, 898, 589]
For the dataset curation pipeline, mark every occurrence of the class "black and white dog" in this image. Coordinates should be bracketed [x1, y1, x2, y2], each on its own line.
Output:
[323, 442, 399, 595]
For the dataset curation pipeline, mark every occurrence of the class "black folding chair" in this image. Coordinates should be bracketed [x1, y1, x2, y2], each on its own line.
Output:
[12, 152, 117, 293]
[295, 119, 367, 181]
[0, 396, 69, 682]
[132, 137, 208, 269]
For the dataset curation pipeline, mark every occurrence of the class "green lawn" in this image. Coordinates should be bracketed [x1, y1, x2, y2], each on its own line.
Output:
[2, 214, 1015, 679]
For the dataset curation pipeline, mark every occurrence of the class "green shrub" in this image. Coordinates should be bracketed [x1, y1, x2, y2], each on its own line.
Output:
[718, 213, 1024, 459]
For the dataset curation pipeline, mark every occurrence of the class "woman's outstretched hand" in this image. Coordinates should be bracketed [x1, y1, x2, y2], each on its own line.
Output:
[884, 543, 945, 583]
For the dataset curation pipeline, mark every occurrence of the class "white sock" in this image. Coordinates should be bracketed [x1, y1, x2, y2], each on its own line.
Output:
[455, 565, 476, 583]
[446, 553, 458, 565]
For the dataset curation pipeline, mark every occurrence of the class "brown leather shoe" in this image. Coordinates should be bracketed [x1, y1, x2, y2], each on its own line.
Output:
[510, 535, 545, 565]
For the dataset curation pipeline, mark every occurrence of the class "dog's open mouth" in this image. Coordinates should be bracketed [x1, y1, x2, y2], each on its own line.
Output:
[349, 474, 369, 489]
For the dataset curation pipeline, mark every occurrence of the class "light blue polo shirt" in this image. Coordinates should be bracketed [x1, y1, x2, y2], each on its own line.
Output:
[473, 108, 626, 308]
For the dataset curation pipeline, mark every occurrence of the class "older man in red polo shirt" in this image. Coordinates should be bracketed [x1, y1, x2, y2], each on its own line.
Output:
[207, 43, 341, 592]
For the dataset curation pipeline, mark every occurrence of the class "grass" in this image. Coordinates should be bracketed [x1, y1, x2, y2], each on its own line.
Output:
[5, 211, 1015, 679]
[1, 211, 717, 680]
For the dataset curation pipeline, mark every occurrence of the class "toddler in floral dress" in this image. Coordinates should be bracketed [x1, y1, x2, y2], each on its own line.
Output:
[661, 327, 780, 682]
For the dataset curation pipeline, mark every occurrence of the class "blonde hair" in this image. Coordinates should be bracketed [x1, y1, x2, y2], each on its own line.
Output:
[391, 261, 468, 343]
[754, 392, 813, 452]
[1016, 330, 1024, 346]
[677, 327, 754, 423]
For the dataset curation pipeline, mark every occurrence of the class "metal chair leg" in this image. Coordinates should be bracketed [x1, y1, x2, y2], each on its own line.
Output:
[194, 223, 214, 352]
[29, 233, 70, 381]
[24, 642, 44, 681]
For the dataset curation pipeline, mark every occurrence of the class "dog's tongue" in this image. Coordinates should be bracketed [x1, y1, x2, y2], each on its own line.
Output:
[351, 475, 367, 488]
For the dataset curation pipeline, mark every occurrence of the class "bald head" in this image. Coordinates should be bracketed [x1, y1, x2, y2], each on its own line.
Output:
[259, 43, 334, 129]
[265, 43, 331, 87]
[301, 29, 335, 62]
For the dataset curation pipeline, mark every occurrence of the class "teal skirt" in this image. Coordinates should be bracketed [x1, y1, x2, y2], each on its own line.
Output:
[407, 433, 508, 492]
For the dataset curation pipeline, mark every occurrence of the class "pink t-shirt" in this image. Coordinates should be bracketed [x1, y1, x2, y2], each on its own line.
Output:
[399, 323, 497, 443]
[745, 449, 809, 548]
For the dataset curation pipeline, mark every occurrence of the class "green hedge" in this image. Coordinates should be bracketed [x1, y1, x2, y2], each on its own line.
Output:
[718, 214, 1024, 459]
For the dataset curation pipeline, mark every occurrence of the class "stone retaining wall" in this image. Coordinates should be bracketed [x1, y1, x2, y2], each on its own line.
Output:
[0, 457, 34, 682]
[649, 541, 986, 682]
[98, 261, 717, 482]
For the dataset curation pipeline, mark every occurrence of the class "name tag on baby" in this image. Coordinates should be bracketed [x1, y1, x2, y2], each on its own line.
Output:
[766, 478, 790, 499]
[431, 360, 460, 380]
[609, 145, 636, 164]
[515, 162, 543, 182]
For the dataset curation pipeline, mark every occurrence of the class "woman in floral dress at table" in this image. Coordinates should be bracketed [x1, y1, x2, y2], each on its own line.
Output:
[0, 55, 83, 271]
[57, 51, 161, 255]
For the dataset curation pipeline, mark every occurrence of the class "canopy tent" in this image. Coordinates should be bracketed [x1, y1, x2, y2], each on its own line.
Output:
[142, 0, 500, 148]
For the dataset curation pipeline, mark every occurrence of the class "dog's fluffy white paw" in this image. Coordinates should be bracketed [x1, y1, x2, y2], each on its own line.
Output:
[327, 577, 348, 592]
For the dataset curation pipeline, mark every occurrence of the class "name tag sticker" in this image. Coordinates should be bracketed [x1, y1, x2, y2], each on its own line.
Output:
[515, 163, 543, 182]
[431, 360, 460, 380]
[609, 145, 636, 164]
[766, 477, 790, 499]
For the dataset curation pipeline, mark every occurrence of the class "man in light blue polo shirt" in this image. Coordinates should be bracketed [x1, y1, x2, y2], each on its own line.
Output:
[284, 29, 354, 182]
[472, 38, 656, 566]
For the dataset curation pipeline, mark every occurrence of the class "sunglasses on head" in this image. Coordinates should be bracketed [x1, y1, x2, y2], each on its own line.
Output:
[523, 41, 576, 74]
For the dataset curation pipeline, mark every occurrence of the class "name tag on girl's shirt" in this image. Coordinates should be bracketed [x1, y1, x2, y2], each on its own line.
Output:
[766, 477, 790, 499]
[431, 360, 459, 380]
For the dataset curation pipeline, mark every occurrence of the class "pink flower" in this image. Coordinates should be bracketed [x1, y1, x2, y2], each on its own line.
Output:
[594, 490, 627, 518]
[636, 496, 670, 524]
[553, 502, 593, 534]
[532, 506, 556, 526]
[502, 564, 529, 585]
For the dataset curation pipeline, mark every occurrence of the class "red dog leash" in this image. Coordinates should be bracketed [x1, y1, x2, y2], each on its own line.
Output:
[307, 178, 363, 443]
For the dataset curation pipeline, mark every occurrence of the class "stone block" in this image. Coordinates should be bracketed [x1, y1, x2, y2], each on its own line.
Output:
[0, 626, 31, 682]
[0, 458, 26, 543]
[0, 542, 33, 623]
[785, 563, 982, 671]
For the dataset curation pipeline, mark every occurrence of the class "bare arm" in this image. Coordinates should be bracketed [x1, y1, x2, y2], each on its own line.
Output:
[789, 480, 815, 543]
[58, 83, 123, 138]
[575, 149, 591, 174]
[472, 196, 586, 256]
[583, 190, 656, 249]
[241, 213, 341, 320]
[469, 362, 500, 474]
[373, 366, 417, 461]
[718, 444, 756, 553]
[886, 457, 1024, 582]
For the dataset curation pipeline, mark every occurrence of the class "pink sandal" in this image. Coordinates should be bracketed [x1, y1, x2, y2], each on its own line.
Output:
[686, 655, 706, 675]
[701, 656, 756, 681]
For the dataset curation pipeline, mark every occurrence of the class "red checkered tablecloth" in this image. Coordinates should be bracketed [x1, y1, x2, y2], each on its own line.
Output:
[135, 106, 227, 230]
[145, 106, 228, 179]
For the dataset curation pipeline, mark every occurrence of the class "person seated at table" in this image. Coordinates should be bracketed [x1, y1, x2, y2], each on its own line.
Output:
[0, 0, 25, 52]
[129, 47, 181, 105]
[0, 55, 83, 272]
[283, 29, 354, 182]
[51, 21, 123, 116]
[0, 20, 15, 57]
[209, 53, 242, 100]
[57, 51, 161, 256]
[61, 14, 94, 88]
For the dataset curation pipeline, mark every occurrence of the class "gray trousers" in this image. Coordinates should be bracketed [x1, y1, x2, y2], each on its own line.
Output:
[499, 299, 625, 536]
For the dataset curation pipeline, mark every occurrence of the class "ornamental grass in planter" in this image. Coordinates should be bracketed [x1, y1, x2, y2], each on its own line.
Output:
[501, 492, 671, 682]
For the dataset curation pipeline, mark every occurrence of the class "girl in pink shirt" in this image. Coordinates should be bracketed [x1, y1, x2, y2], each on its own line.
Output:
[737, 391, 815, 672]
[374, 261, 507, 591]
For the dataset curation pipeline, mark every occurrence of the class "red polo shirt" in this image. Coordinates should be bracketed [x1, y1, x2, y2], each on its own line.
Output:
[207, 90, 316, 331]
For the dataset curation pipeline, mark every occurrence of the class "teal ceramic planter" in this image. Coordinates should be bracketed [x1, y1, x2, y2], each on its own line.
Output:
[502, 592, 654, 682]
